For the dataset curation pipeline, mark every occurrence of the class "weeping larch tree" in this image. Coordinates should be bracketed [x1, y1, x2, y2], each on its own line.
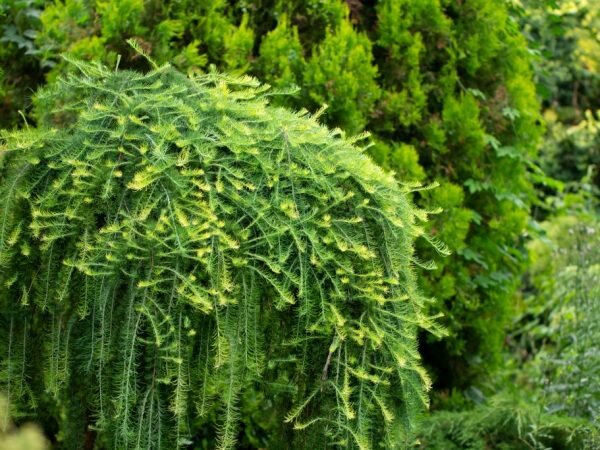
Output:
[0, 51, 447, 449]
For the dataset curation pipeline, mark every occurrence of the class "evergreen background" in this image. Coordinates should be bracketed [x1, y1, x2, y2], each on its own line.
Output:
[0, 0, 598, 449]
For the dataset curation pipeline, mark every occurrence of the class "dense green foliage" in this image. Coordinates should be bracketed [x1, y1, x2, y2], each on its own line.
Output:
[416, 394, 596, 450]
[521, 0, 600, 189]
[528, 207, 599, 423]
[0, 1, 598, 449]
[415, 191, 600, 450]
[0, 0, 544, 390]
[0, 56, 448, 449]
[411, 3, 600, 447]
[0, 0, 46, 128]
[422, 194, 600, 450]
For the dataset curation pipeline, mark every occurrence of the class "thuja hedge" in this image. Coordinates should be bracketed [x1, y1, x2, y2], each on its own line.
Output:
[0, 57, 448, 449]
[0, 0, 542, 387]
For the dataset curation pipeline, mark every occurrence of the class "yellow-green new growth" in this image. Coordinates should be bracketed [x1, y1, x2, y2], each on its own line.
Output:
[0, 58, 446, 449]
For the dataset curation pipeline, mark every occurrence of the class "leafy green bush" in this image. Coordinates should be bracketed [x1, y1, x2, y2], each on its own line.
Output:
[0, 56, 447, 449]
[416, 394, 596, 450]
[521, 0, 600, 113]
[520, 0, 600, 187]
[526, 199, 599, 423]
[540, 108, 600, 189]
[492, 186, 600, 450]
[0, 0, 543, 390]
[417, 204, 600, 449]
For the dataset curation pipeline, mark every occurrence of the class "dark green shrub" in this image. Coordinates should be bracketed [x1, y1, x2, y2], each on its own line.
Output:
[0, 56, 447, 449]
[415, 394, 597, 450]
[418, 198, 600, 450]
[0, 0, 47, 128]
[525, 200, 599, 422]
[428, 197, 600, 450]
[520, 0, 600, 188]
[0, 0, 543, 390]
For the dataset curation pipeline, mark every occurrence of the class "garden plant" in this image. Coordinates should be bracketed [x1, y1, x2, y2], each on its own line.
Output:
[0, 51, 448, 449]
[0, 0, 598, 449]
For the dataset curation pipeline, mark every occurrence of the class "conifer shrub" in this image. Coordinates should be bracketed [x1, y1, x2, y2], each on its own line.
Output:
[0, 0, 543, 387]
[415, 394, 596, 450]
[0, 56, 447, 449]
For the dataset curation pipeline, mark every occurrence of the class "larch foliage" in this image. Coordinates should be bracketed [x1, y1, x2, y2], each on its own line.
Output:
[0, 53, 447, 449]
